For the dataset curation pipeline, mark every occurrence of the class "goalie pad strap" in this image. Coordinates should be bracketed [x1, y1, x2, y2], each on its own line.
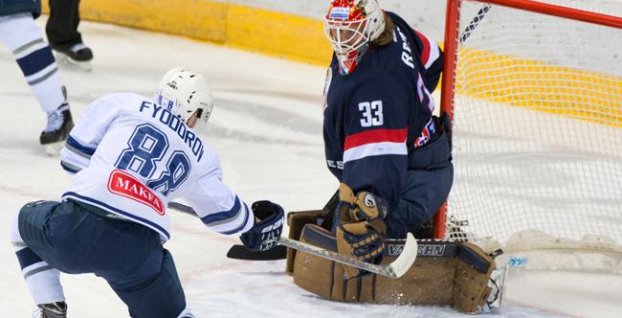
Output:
[301, 222, 338, 252]
[457, 243, 492, 274]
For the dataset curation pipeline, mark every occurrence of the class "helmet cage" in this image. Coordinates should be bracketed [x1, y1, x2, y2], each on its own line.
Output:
[323, 18, 370, 55]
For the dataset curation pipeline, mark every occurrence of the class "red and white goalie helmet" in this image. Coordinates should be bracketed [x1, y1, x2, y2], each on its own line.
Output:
[323, 0, 386, 74]
[155, 67, 214, 129]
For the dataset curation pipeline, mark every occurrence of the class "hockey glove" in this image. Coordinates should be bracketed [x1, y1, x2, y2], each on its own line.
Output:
[335, 183, 388, 278]
[240, 201, 284, 252]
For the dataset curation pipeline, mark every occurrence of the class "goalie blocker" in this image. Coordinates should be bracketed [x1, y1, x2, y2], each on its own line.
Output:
[286, 209, 500, 314]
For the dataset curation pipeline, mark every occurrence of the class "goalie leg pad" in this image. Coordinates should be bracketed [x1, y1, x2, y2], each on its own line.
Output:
[292, 224, 458, 305]
[290, 225, 498, 313]
[292, 224, 376, 302]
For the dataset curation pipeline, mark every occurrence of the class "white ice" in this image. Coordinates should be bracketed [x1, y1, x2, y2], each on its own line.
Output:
[0, 20, 620, 318]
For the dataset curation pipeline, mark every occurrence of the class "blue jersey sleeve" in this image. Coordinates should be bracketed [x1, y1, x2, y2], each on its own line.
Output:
[341, 73, 411, 209]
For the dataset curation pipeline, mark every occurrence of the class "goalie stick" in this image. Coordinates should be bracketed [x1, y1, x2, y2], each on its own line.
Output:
[167, 200, 418, 279]
[280, 232, 417, 279]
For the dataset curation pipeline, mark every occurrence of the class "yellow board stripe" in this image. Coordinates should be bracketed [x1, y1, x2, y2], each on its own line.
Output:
[458, 48, 622, 128]
[226, 5, 332, 65]
[43, 0, 331, 65]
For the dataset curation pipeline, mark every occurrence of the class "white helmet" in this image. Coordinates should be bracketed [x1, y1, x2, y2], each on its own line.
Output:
[155, 67, 214, 129]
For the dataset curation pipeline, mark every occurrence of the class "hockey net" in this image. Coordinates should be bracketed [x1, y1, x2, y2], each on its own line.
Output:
[440, 0, 622, 273]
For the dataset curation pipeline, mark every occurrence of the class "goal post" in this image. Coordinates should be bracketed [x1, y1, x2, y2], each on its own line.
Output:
[438, 0, 622, 272]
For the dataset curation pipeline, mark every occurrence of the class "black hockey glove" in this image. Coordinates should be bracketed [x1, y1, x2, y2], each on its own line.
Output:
[335, 183, 388, 278]
[240, 201, 284, 252]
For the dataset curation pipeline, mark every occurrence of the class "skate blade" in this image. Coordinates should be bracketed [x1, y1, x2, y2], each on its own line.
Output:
[43, 141, 64, 156]
[56, 53, 93, 72]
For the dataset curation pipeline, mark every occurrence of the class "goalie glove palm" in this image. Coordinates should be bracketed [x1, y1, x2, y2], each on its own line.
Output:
[240, 201, 284, 252]
[335, 183, 388, 278]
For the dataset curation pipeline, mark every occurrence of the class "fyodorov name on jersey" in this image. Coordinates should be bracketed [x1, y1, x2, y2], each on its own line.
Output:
[139, 101, 204, 162]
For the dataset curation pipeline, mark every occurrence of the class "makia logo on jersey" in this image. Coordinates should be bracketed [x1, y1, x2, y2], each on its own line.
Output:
[107, 169, 165, 215]
[330, 7, 350, 19]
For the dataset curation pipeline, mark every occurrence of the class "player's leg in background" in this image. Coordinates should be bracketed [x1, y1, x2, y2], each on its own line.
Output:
[0, 13, 73, 151]
[46, 0, 93, 68]
[11, 201, 67, 316]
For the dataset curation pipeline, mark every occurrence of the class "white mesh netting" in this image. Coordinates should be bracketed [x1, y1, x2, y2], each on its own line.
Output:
[446, 0, 622, 256]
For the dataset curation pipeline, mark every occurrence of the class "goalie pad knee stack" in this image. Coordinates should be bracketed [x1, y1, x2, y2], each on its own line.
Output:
[286, 210, 498, 314]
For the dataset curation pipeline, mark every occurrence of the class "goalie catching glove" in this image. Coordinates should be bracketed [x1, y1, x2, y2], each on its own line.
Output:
[335, 183, 389, 278]
[240, 201, 284, 251]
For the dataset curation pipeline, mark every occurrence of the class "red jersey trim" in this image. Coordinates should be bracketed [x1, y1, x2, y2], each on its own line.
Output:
[344, 128, 407, 150]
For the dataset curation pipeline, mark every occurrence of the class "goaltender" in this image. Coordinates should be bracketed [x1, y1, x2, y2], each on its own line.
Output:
[286, 0, 500, 313]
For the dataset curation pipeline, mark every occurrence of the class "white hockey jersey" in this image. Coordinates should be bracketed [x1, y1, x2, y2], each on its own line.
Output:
[60, 93, 254, 242]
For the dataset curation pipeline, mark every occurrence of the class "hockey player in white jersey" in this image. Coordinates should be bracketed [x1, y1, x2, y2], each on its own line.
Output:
[10, 67, 285, 318]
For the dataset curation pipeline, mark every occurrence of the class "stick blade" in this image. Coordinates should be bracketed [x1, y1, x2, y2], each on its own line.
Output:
[386, 233, 418, 278]
[226, 245, 287, 261]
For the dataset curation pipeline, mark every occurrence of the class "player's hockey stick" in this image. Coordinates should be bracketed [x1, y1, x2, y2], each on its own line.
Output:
[225, 244, 287, 260]
[168, 200, 418, 279]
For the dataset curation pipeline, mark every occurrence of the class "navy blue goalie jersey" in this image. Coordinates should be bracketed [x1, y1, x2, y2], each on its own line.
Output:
[323, 12, 444, 210]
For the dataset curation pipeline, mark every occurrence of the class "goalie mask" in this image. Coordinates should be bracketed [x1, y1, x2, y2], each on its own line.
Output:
[323, 0, 385, 75]
[155, 67, 214, 129]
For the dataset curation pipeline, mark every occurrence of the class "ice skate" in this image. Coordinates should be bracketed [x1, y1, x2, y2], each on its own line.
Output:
[32, 301, 67, 318]
[53, 43, 93, 71]
[40, 105, 74, 155]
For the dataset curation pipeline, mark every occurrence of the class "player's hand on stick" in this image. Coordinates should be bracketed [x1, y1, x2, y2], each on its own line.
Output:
[335, 183, 388, 278]
[240, 201, 284, 252]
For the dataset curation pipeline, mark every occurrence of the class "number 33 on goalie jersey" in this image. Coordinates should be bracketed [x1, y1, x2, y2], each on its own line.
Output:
[323, 12, 443, 211]
[59, 93, 253, 242]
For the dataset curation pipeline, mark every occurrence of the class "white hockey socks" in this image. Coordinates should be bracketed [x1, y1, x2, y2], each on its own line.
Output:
[11, 213, 65, 305]
[0, 13, 67, 115]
